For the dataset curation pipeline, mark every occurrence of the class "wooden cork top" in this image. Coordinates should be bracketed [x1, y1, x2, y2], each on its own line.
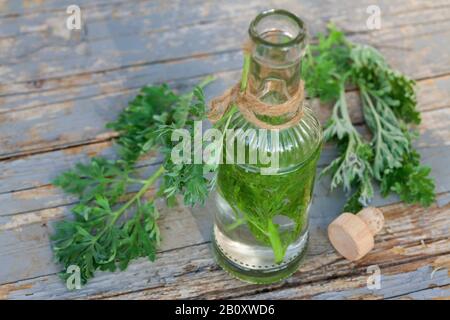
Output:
[328, 207, 384, 261]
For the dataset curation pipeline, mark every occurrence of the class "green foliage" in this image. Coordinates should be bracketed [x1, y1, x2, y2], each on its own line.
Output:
[303, 24, 435, 212]
[53, 157, 129, 204]
[157, 86, 212, 207]
[51, 195, 160, 284]
[217, 146, 320, 263]
[302, 25, 352, 102]
[106, 85, 179, 163]
[351, 45, 420, 125]
[52, 78, 214, 285]
[380, 150, 435, 207]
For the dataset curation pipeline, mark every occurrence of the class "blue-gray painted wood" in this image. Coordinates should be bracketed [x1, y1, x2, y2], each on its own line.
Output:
[0, 0, 449, 300]
[1, 201, 448, 299]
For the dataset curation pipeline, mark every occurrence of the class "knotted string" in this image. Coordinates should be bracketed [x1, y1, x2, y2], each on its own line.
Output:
[208, 41, 305, 130]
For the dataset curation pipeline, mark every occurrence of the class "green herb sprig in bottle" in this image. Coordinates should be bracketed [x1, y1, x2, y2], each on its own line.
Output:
[210, 9, 322, 284]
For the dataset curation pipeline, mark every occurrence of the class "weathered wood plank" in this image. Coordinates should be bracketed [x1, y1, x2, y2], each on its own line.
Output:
[240, 257, 450, 300]
[2, 54, 450, 121]
[0, 53, 240, 114]
[0, 0, 136, 17]
[1, 0, 449, 85]
[0, 160, 160, 218]
[0, 44, 446, 122]
[0, 71, 449, 160]
[99, 200, 450, 300]
[0, 194, 210, 286]
[0, 199, 448, 299]
[0, 140, 159, 195]
[0, 0, 268, 39]
[3, 0, 447, 21]
[0, 223, 59, 286]
[0, 141, 114, 194]
[0, 8, 251, 81]
[391, 284, 450, 300]
[0, 1, 449, 162]
[2, 0, 448, 50]
[0, 149, 448, 286]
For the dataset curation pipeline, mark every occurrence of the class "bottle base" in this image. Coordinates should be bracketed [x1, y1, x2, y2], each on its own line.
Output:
[211, 230, 308, 284]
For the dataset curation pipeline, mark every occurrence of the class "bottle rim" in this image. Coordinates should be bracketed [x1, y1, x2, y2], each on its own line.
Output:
[249, 9, 307, 48]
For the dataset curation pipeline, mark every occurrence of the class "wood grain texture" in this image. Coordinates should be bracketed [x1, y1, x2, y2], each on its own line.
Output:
[0, 73, 449, 159]
[0, 0, 449, 300]
[0, 198, 448, 299]
[0, 158, 448, 288]
[0, 1, 449, 160]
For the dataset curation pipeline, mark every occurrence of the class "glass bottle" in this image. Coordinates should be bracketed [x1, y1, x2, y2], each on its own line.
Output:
[211, 9, 322, 283]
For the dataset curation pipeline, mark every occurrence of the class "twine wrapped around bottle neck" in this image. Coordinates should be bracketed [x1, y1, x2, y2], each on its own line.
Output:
[208, 41, 305, 130]
[208, 81, 305, 130]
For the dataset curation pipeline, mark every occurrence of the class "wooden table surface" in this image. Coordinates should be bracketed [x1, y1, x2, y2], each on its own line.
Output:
[0, 0, 449, 300]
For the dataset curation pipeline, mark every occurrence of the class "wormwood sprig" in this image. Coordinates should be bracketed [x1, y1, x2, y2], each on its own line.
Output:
[303, 25, 435, 212]
[319, 83, 374, 211]
[52, 77, 215, 284]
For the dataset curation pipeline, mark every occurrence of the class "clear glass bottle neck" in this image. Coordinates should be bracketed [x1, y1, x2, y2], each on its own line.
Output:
[244, 10, 307, 126]
[247, 43, 303, 104]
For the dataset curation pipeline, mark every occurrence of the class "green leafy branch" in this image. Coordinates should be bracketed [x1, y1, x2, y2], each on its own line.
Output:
[52, 77, 215, 285]
[303, 25, 435, 212]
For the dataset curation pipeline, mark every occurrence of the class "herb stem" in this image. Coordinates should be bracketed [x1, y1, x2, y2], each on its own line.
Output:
[338, 79, 355, 130]
[197, 75, 215, 89]
[362, 87, 382, 160]
[225, 218, 246, 231]
[240, 53, 251, 92]
[267, 220, 285, 263]
[111, 165, 165, 225]
[128, 178, 149, 184]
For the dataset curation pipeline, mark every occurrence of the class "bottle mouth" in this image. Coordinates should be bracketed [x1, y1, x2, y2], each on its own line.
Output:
[249, 9, 306, 47]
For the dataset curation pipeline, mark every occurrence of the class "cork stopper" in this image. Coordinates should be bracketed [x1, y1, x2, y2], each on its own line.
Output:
[328, 207, 384, 261]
